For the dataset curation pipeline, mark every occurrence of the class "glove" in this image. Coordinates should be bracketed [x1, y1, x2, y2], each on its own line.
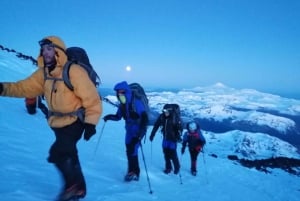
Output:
[103, 114, 115, 122]
[195, 145, 202, 152]
[149, 134, 154, 142]
[84, 123, 96, 141]
[103, 115, 110, 122]
[137, 129, 146, 139]
[177, 136, 182, 143]
[181, 147, 185, 154]
[0, 83, 3, 94]
[132, 137, 141, 145]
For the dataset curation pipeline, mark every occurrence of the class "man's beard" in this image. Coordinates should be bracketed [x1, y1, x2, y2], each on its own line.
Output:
[45, 59, 57, 74]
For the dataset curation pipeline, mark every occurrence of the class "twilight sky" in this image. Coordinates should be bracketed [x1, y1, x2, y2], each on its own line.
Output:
[1, 0, 299, 95]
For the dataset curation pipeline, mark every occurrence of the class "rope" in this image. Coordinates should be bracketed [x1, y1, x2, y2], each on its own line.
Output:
[0, 45, 37, 65]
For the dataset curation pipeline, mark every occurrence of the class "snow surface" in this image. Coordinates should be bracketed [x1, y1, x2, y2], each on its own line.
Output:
[1, 48, 300, 201]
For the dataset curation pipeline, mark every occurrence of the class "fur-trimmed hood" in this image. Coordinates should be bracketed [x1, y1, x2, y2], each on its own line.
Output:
[37, 36, 68, 68]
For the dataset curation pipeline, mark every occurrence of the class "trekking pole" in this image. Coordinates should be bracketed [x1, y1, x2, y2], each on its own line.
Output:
[93, 122, 106, 158]
[150, 142, 153, 165]
[178, 153, 183, 184]
[139, 142, 153, 194]
[201, 148, 208, 184]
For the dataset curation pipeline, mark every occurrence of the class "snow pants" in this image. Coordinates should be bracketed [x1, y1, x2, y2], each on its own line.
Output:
[189, 148, 200, 171]
[126, 140, 140, 176]
[48, 119, 86, 192]
[163, 148, 180, 172]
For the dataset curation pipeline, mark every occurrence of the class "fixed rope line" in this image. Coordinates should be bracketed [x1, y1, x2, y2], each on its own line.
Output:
[0, 44, 37, 65]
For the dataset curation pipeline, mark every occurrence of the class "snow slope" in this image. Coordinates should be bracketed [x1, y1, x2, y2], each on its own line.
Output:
[1, 47, 300, 201]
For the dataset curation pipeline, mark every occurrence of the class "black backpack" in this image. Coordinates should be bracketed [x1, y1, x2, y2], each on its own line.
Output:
[129, 82, 150, 117]
[63, 47, 101, 90]
[163, 103, 183, 138]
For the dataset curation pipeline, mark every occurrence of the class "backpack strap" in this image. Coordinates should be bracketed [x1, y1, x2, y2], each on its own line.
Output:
[62, 61, 100, 91]
[62, 61, 74, 91]
[48, 107, 85, 122]
[43, 67, 64, 93]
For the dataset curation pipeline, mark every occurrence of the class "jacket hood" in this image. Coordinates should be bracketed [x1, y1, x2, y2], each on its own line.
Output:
[114, 81, 132, 101]
[186, 121, 200, 133]
[37, 36, 68, 68]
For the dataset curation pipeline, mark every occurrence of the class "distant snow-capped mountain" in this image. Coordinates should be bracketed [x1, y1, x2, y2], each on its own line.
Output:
[144, 85, 300, 150]
[207, 130, 300, 159]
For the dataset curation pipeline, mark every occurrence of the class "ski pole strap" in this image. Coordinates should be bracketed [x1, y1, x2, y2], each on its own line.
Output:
[48, 107, 85, 122]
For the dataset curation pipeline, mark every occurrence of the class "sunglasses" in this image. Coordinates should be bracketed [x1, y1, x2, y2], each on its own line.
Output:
[117, 90, 125, 95]
[38, 38, 65, 52]
[39, 39, 54, 47]
[162, 108, 172, 113]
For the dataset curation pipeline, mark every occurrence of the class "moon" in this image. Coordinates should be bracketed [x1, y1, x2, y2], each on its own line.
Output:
[125, 65, 131, 72]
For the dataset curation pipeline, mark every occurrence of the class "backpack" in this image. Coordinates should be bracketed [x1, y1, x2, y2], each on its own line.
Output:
[163, 103, 183, 138]
[128, 83, 150, 142]
[63, 47, 101, 90]
[129, 82, 150, 117]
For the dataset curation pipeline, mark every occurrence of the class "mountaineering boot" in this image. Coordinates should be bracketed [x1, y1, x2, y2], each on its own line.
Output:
[73, 160, 86, 195]
[131, 155, 140, 178]
[191, 161, 197, 176]
[172, 153, 180, 175]
[58, 184, 85, 201]
[163, 157, 172, 174]
[191, 170, 197, 176]
[124, 172, 139, 181]
[55, 159, 75, 191]
[55, 158, 86, 201]
[163, 168, 172, 174]
[174, 168, 180, 175]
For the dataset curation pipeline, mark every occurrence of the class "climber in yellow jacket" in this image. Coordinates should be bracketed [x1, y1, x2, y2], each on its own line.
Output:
[0, 36, 102, 201]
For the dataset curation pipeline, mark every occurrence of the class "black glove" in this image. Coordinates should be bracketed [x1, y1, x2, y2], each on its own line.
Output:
[132, 137, 140, 145]
[181, 147, 185, 154]
[84, 123, 96, 141]
[0, 83, 3, 94]
[103, 114, 114, 122]
[137, 128, 146, 139]
[103, 115, 109, 122]
[149, 134, 154, 142]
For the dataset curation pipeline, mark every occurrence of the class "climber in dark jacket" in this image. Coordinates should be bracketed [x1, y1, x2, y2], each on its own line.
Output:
[103, 81, 148, 181]
[149, 106, 183, 174]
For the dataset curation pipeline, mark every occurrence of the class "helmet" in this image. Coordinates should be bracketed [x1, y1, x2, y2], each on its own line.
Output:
[188, 122, 197, 132]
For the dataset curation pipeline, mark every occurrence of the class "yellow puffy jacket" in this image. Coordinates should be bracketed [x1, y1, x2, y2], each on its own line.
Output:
[1, 36, 102, 128]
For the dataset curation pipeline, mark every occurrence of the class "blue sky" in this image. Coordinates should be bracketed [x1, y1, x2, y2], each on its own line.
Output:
[1, 0, 299, 95]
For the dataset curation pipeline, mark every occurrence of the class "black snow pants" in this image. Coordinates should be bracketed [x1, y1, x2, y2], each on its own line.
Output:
[48, 119, 86, 192]
[126, 140, 140, 176]
[163, 148, 180, 172]
[189, 148, 200, 171]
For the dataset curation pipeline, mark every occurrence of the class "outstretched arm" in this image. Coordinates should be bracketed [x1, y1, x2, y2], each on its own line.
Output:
[149, 115, 162, 141]
[103, 107, 122, 122]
